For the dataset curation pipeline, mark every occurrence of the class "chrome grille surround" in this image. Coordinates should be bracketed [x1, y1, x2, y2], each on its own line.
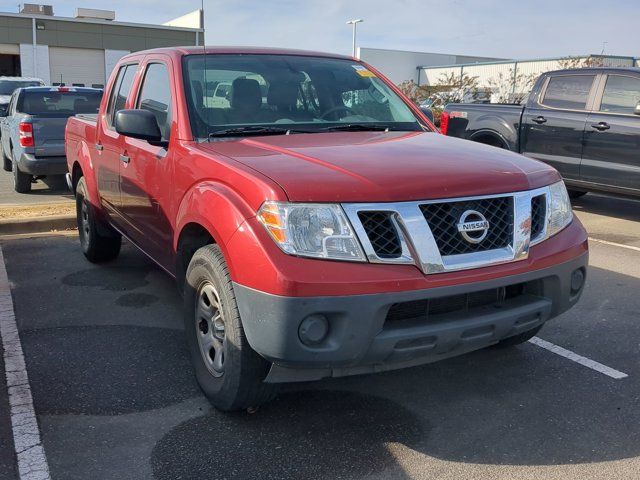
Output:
[342, 186, 552, 274]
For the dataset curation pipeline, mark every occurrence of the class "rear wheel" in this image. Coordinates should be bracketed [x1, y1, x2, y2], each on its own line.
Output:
[493, 325, 543, 348]
[183, 244, 277, 412]
[75, 176, 121, 262]
[568, 189, 588, 199]
[12, 160, 32, 193]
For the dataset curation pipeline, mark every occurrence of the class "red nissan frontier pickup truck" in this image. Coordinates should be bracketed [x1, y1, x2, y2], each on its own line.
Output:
[65, 47, 588, 411]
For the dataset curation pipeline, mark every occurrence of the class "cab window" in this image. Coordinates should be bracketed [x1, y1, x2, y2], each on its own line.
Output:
[542, 75, 595, 110]
[136, 63, 173, 141]
[106, 64, 137, 127]
[599, 75, 640, 115]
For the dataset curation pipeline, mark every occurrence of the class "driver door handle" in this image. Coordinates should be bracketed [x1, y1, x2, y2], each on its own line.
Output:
[95, 143, 103, 151]
[532, 115, 547, 124]
[591, 122, 610, 131]
[120, 154, 130, 164]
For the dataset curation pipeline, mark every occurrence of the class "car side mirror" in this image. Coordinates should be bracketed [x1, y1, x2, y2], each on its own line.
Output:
[115, 109, 166, 147]
[419, 106, 434, 124]
[634, 102, 640, 116]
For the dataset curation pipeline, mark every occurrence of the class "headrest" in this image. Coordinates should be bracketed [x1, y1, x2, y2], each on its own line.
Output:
[231, 78, 262, 111]
[267, 82, 298, 109]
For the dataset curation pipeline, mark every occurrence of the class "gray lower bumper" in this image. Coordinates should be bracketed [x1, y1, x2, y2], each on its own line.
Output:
[234, 253, 588, 383]
[18, 152, 67, 176]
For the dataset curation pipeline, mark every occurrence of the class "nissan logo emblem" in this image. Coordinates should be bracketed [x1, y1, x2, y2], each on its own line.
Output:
[457, 210, 490, 244]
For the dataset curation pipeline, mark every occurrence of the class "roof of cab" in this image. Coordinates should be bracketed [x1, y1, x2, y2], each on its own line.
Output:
[546, 67, 640, 75]
[119, 46, 354, 61]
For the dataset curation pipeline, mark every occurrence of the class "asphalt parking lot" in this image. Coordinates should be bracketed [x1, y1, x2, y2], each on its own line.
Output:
[0, 170, 73, 206]
[1, 193, 639, 479]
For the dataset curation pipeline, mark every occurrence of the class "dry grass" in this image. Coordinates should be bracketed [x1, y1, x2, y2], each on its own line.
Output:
[0, 203, 75, 220]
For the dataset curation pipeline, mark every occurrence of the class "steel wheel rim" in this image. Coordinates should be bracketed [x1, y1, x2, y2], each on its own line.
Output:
[195, 282, 226, 377]
[80, 199, 90, 246]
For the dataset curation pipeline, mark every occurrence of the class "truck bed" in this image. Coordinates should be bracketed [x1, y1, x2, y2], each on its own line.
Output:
[444, 103, 525, 151]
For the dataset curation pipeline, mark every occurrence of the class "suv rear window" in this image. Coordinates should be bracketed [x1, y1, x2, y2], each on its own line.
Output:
[19, 91, 102, 116]
[542, 75, 595, 110]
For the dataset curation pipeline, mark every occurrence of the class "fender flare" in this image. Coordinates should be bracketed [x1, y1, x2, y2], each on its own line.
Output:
[468, 128, 512, 150]
[174, 181, 258, 280]
[72, 139, 100, 205]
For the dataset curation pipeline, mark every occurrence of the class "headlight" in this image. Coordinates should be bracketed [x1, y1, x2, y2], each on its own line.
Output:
[547, 181, 573, 237]
[257, 201, 366, 262]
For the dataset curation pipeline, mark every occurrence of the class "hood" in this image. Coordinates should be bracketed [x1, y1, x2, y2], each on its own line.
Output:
[196, 131, 560, 202]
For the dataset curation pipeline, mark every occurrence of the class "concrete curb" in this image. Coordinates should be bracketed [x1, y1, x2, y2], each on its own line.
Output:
[0, 215, 76, 236]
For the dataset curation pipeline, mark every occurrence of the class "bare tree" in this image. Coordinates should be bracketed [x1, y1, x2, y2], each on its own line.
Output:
[557, 55, 605, 69]
[487, 68, 538, 104]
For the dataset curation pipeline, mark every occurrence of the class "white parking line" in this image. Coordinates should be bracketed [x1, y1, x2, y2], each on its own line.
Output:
[588, 237, 640, 253]
[529, 336, 628, 380]
[0, 246, 51, 480]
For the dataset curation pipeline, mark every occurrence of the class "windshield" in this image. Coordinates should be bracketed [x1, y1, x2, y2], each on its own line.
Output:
[18, 90, 102, 116]
[0, 80, 42, 95]
[182, 54, 423, 138]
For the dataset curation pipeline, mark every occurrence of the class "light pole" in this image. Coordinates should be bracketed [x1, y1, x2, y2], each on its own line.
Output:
[346, 19, 363, 58]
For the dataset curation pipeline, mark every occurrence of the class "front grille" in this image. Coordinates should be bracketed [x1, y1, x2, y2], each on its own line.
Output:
[358, 211, 402, 258]
[420, 197, 514, 256]
[531, 194, 546, 240]
[386, 284, 525, 324]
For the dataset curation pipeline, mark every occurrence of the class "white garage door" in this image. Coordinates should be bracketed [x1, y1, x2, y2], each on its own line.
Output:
[49, 47, 105, 87]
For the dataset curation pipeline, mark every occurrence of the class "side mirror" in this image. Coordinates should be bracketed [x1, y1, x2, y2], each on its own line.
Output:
[419, 106, 434, 124]
[115, 109, 165, 146]
[634, 102, 640, 116]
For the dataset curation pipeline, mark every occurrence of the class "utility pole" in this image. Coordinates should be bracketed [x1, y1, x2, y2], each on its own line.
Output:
[346, 19, 363, 58]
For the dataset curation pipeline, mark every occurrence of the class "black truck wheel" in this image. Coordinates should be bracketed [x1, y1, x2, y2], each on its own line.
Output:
[13, 162, 32, 193]
[183, 244, 277, 412]
[493, 325, 543, 348]
[75, 176, 121, 262]
[568, 189, 588, 199]
[1, 147, 11, 172]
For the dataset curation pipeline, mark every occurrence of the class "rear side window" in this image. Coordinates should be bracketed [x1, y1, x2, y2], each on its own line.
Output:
[599, 75, 640, 115]
[542, 75, 595, 110]
[18, 91, 102, 116]
[136, 63, 172, 141]
[106, 64, 137, 127]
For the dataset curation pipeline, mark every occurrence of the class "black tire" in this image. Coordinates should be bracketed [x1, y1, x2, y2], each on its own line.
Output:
[1, 146, 11, 172]
[12, 160, 32, 193]
[493, 325, 543, 348]
[184, 244, 277, 412]
[75, 176, 121, 262]
[568, 189, 588, 199]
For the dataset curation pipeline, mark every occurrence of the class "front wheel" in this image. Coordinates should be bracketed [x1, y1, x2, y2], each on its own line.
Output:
[75, 176, 122, 262]
[183, 244, 277, 412]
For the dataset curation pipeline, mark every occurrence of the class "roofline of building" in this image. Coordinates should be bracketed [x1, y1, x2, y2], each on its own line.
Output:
[417, 54, 639, 70]
[360, 46, 505, 61]
[0, 10, 203, 33]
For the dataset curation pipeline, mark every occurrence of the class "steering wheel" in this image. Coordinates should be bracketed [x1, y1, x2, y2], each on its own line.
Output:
[319, 105, 356, 120]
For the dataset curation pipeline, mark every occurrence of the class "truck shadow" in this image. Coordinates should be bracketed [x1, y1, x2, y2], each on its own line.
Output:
[572, 192, 640, 222]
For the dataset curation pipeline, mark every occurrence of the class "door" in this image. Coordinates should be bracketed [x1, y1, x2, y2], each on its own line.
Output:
[520, 73, 597, 180]
[49, 47, 105, 87]
[119, 60, 175, 268]
[95, 63, 138, 215]
[581, 74, 640, 193]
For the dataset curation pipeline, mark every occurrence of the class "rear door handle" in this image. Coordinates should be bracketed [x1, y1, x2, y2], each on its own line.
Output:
[532, 116, 547, 124]
[95, 143, 103, 151]
[591, 122, 610, 131]
[119, 154, 130, 164]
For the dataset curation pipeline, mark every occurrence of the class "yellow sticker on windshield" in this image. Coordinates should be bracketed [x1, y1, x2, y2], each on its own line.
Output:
[352, 65, 376, 77]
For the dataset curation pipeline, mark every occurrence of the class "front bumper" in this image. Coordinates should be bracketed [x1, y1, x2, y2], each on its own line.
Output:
[235, 252, 588, 383]
[17, 152, 67, 176]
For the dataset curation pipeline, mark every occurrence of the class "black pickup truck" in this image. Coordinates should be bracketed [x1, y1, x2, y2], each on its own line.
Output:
[442, 67, 640, 198]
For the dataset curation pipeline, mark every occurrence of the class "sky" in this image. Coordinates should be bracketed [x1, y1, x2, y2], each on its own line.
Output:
[1, 0, 639, 60]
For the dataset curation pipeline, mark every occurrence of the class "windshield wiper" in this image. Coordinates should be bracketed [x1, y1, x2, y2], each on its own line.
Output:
[319, 124, 391, 133]
[208, 126, 310, 138]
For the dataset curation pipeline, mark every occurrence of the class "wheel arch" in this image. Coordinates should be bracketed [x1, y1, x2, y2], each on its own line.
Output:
[469, 129, 511, 149]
